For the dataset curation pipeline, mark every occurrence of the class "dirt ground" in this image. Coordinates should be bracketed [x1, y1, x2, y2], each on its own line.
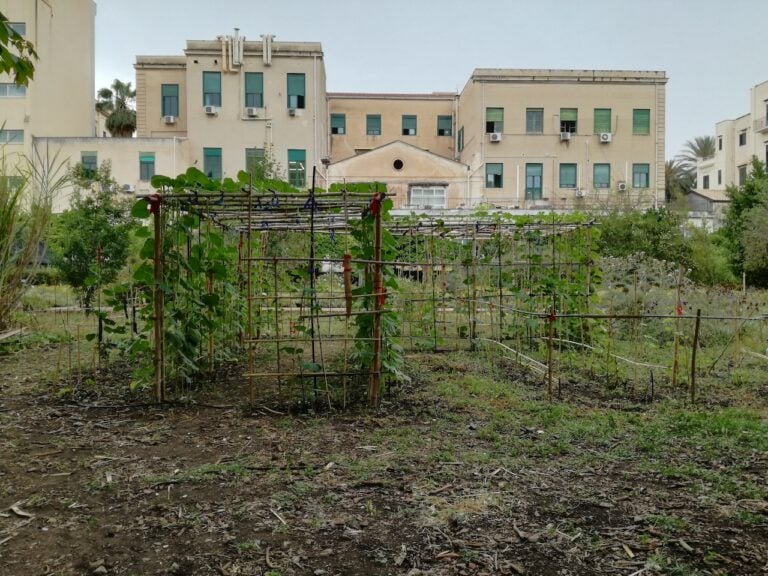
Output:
[1, 343, 767, 576]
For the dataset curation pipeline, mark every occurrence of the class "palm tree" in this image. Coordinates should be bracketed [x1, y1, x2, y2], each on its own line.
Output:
[665, 159, 693, 202]
[676, 136, 716, 178]
[96, 79, 136, 137]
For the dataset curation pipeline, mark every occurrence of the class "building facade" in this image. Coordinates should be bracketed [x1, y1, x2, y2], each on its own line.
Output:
[3, 3, 668, 214]
[135, 33, 328, 189]
[697, 80, 768, 195]
[0, 0, 96, 169]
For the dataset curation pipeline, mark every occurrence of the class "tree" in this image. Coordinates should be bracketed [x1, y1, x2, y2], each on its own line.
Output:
[721, 157, 768, 285]
[665, 159, 693, 203]
[48, 162, 135, 306]
[676, 136, 716, 182]
[0, 12, 37, 86]
[96, 79, 136, 137]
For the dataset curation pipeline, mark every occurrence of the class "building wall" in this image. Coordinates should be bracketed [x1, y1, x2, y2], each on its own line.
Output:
[135, 36, 327, 186]
[457, 69, 667, 209]
[327, 94, 455, 162]
[0, 0, 96, 169]
[32, 136, 191, 212]
[698, 80, 768, 195]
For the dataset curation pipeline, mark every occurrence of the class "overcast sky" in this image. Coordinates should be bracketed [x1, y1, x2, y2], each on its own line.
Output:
[95, 0, 767, 159]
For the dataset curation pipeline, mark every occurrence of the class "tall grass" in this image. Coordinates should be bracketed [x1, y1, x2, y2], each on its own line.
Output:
[0, 143, 68, 330]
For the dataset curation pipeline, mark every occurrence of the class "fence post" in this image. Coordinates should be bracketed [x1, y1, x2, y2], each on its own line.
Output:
[151, 195, 165, 403]
[690, 309, 701, 404]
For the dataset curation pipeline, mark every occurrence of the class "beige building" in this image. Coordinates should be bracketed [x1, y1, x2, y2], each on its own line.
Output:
[327, 69, 667, 210]
[0, 0, 96, 170]
[697, 80, 768, 195]
[135, 33, 327, 188]
[455, 69, 667, 210]
[327, 93, 456, 163]
[32, 136, 191, 212]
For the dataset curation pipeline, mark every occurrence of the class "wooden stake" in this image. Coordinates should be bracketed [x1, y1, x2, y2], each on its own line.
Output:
[690, 309, 701, 404]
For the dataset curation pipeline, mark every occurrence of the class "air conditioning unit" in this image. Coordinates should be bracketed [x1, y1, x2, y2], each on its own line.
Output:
[122, 184, 135, 193]
[288, 108, 297, 117]
[560, 131, 572, 141]
[245, 107, 260, 118]
[575, 189, 586, 198]
[489, 132, 502, 143]
[599, 132, 612, 143]
[204, 105, 218, 116]
[163, 115, 177, 125]
[617, 181, 627, 192]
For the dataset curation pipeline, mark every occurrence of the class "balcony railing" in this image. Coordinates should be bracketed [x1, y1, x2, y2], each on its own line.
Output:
[754, 117, 768, 133]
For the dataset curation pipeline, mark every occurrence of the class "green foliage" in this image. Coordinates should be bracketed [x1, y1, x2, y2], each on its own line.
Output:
[348, 188, 408, 393]
[0, 12, 37, 86]
[722, 158, 768, 285]
[686, 227, 736, 286]
[48, 162, 134, 307]
[0, 148, 61, 330]
[96, 79, 136, 137]
[123, 169, 246, 389]
[597, 208, 691, 266]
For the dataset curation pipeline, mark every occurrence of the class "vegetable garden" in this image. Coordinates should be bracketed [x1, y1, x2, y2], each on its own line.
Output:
[65, 168, 767, 410]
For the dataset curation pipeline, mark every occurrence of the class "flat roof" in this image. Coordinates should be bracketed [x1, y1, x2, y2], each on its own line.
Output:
[327, 92, 456, 100]
[471, 68, 667, 84]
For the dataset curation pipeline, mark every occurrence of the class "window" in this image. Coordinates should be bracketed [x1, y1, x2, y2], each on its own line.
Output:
[0, 83, 26, 97]
[718, 169, 722, 186]
[8, 23, 25, 36]
[594, 108, 611, 134]
[525, 163, 543, 199]
[287, 73, 305, 109]
[458, 127, 465, 151]
[288, 149, 306, 188]
[593, 163, 611, 189]
[486, 108, 503, 133]
[139, 153, 155, 182]
[0, 130, 23, 144]
[202, 72, 221, 107]
[559, 163, 577, 188]
[366, 114, 381, 135]
[526, 108, 543, 134]
[560, 108, 577, 134]
[402, 115, 417, 136]
[203, 147, 222, 180]
[702, 175, 710, 190]
[161, 84, 179, 117]
[330, 114, 346, 135]
[718, 135, 722, 151]
[245, 148, 265, 176]
[81, 151, 97, 177]
[410, 186, 447, 209]
[632, 163, 649, 188]
[739, 130, 747, 146]
[437, 115, 452, 136]
[633, 109, 650, 135]
[245, 72, 263, 108]
[485, 163, 503, 188]
[738, 164, 747, 186]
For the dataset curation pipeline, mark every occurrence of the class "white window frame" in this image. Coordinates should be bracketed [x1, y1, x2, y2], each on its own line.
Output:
[409, 185, 447, 209]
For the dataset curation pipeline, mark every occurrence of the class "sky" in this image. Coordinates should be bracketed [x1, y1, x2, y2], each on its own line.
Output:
[95, 0, 768, 159]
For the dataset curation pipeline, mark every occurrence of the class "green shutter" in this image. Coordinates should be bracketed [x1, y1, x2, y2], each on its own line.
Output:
[367, 114, 381, 135]
[402, 115, 417, 135]
[245, 73, 262, 94]
[437, 115, 452, 136]
[559, 164, 577, 188]
[203, 72, 220, 93]
[486, 108, 504, 122]
[560, 108, 577, 122]
[593, 164, 610, 188]
[288, 149, 306, 188]
[287, 73, 305, 97]
[633, 109, 650, 134]
[458, 127, 464, 151]
[594, 109, 611, 133]
[139, 153, 155, 162]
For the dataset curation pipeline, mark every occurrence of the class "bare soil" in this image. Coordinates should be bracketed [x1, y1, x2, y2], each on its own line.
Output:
[1, 345, 767, 576]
